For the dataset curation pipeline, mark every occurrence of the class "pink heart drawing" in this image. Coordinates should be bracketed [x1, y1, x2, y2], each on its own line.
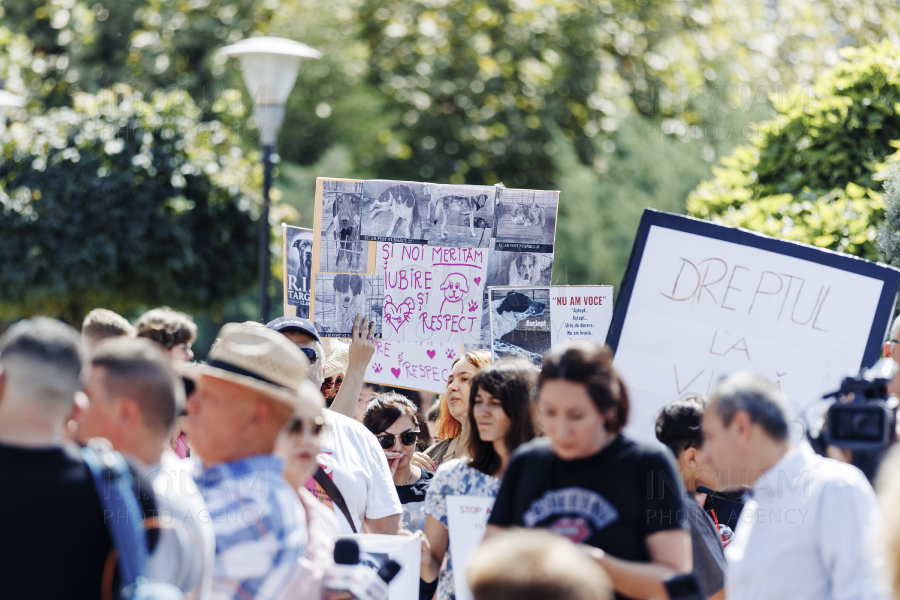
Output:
[382, 295, 416, 333]
[391, 367, 401, 379]
[426, 349, 436, 359]
[474, 277, 482, 285]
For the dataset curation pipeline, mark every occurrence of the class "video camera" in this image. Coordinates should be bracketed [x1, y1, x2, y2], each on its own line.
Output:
[822, 358, 898, 450]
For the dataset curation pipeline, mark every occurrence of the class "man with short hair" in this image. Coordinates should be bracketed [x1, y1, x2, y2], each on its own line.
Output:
[81, 308, 135, 355]
[266, 316, 402, 535]
[702, 371, 890, 600]
[0, 318, 129, 599]
[183, 323, 319, 600]
[78, 337, 214, 598]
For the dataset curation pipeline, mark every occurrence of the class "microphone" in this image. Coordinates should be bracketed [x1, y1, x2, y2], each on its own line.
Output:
[325, 539, 402, 600]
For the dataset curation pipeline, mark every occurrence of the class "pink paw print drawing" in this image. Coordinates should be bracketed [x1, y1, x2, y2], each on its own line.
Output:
[467, 300, 478, 312]
[372, 363, 382, 374]
[446, 349, 455, 360]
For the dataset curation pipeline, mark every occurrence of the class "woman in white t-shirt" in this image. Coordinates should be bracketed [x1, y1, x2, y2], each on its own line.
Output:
[418, 360, 538, 600]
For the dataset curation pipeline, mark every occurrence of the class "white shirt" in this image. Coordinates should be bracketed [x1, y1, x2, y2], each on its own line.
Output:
[725, 442, 890, 600]
[146, 451, 216, 600]
[304, 410, 402, 533]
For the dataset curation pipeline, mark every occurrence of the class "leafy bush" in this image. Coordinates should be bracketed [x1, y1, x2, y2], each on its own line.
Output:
[687, 42, 900, 260]
[0, 85, 261, 324]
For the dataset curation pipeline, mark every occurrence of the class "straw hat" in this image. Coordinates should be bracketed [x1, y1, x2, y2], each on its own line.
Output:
[322, 338, 350, 380]
[182, 323, 318, 415]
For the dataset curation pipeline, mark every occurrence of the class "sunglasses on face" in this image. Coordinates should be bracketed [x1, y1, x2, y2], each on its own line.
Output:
[298, 347, 320, 365]
[285, 415, 325, 437]
[322, 376, 344, 388]
[376, 431, 419, 449]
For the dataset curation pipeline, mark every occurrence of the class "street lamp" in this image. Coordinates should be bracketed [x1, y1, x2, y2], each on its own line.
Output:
[219, 36, 322, 321]
[0, 89, 26, 130]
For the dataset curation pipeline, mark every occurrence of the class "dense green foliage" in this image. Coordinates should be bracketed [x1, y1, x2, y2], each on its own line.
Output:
[687, 42, 900, 260]
[0, 86, 260, 323]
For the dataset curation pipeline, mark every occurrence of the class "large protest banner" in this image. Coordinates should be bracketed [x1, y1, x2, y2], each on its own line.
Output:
[607, 210, 900, 444]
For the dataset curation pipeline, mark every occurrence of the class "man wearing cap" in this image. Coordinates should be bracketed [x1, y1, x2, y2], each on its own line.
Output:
[267, 315, 402, 535]
[182, 323, 321, 600]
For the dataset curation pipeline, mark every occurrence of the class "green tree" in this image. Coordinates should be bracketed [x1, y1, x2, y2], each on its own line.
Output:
[0, 85, 261, 324]
[686, 42, 900, 261]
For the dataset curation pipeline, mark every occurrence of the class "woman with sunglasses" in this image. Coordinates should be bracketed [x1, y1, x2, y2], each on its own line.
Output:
[419, 360, 538, 600]
[364, 393, 434, 532]
[423, 350, 492, 469]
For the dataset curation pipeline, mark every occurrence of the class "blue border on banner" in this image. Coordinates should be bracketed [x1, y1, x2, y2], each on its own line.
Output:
[605, 209, 900, 369]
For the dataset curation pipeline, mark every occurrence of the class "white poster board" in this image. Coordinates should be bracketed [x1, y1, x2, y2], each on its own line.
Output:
[608, 211, 900, 444]
[446, 495, 495, 600]
[363, 339, 462, 394]
[339, 533, 421, 600]
[550, 285, 614, 345]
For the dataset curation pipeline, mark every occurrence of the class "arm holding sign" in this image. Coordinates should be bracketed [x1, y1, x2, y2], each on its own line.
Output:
[419, 515, 446, 583]
[329, 316, 377, 418]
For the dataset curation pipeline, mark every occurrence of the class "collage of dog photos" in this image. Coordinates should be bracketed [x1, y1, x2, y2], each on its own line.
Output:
[284, 225, 314, 318]
[320, 179, 368, 273]
[313, 273, 384, 337]
[489, 287, 551, 366]
[359, 180, 431, 244]
[425, 183, 497, 248]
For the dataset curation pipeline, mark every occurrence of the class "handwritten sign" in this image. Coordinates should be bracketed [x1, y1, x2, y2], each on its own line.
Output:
[446, 496, 495, 600]
[550, 286, 614, 346]
[377, 242, 489, 344]
[364, 339, 461, 394]
[338, 533, 421, 600]
[608, 211, 900, 444]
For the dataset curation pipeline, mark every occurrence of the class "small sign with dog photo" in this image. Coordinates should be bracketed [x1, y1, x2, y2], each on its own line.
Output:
[424, 183, 497, 248]
[485, 250, 554, 288]
[494, 188, 559, 253]
[488, 287, 551, 366]
[313, 273, 384, 338]
[320, 179, 368, 273]
[358, 180, 431, 245]
[283, 225, 314, 318]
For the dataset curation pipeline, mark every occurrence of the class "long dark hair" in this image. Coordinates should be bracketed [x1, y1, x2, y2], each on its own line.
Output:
[363, 392, 420, 435]
[539, 341, 629, 433]
[467, 360, 538, 476]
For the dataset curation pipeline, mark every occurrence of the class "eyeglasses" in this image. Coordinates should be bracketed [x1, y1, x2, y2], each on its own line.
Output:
[376, 431, 419, 449]
[285, 416, 325, 437]
[298, 347, 320, 365]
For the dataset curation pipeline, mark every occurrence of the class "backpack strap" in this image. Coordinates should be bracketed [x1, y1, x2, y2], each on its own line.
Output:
[313, 466, 358, 534]
[83, 445, 149, 595]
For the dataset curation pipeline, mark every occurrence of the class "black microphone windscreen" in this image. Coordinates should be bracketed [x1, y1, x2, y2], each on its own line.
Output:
[334, 539, 360, 565]
[378, 559, 402, 583]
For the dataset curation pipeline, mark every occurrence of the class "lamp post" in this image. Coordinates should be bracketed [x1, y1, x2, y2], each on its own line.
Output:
[219, 37, 321, 322]
[0, 89, 26, 130]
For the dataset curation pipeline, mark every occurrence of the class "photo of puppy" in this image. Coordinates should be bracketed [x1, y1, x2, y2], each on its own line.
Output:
[320, 180, 367, 273]
[489, 289, 550, 365]
[360, 180, 430, 242]
[485, 251, 553, 288]
[426, 184, 496, 247]
[313, 273, 383, 337]
[495, 189, 558, 248]
[284, 225, 314, 317]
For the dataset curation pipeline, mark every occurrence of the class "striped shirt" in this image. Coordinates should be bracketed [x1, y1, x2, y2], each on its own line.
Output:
[198, 454, 308, 600]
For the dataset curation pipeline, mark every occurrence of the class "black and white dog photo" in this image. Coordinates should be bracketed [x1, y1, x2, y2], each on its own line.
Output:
[490, 290, 549, 365]
[360, 180, 430, 242]
[320, 180, 367, 273]
[426, 184, 495, 247]
[495, 189, 558, 248]
[285, 225, 313, 317]
[314, 273, 383, 337]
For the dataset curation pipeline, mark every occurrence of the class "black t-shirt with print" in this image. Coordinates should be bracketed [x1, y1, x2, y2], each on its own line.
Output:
[489, 436, 687, 594]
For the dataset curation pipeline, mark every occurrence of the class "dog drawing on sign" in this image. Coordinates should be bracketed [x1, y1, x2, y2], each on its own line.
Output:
[491, 291, 546, 363]
[439, 273, 469, 314]
[508, 253, 539, 286]
[369, 184, 421, 239]
[430, 193, 490, 240]
[292, 237, 313, 292]
[511, 197, 545, 228]
[332, 274, 367, 333]
[324, 193, 363, 270]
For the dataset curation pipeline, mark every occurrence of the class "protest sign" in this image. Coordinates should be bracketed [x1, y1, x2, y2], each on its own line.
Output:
[283, 225, 313, 318]
[364, 339, 462, 394]
[313, 273, 383, 337]
[549, 285, 614, 346]
[607, 210, 900, 444]
[339, 533, 421, 600]
[359, 180, 431, 244]
[377, 242, 489, 344]
[446, 496, 495, 600]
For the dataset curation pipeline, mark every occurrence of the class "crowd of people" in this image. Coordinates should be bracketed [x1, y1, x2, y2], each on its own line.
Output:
[4, 305, 900, 600]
